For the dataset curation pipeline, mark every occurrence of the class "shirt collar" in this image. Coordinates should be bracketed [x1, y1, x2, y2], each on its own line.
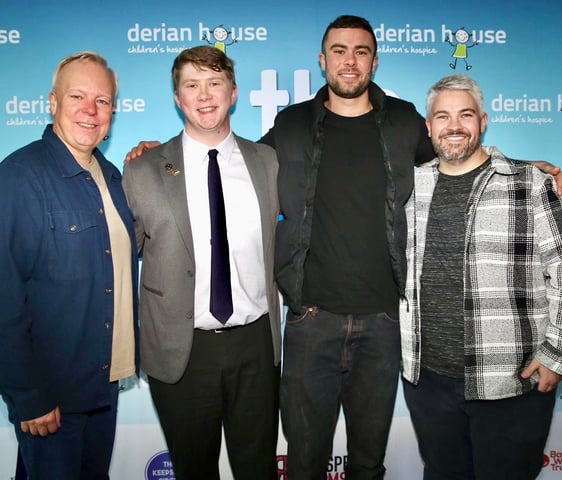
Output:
[43, 124, 117, 180]
[182, 130, 235, 166]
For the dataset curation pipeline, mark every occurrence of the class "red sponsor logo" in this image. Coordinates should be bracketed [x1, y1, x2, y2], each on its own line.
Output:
[546, 451, 562, 471]
[277, 455, 347, 479]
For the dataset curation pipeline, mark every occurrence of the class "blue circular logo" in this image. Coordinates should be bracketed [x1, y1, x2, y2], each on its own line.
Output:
[145, 451, 175, 480]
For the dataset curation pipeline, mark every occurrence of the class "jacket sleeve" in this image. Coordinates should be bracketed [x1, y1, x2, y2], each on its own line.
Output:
[122, 162, 146, 256]
[0, 160, 57, 420]
[258, 126, 276, 149]
[414, 113, 436, 166]
[532, 171, 562, 374]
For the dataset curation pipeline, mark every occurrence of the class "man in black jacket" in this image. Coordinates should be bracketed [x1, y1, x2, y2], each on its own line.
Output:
[260, 15, 434, 479]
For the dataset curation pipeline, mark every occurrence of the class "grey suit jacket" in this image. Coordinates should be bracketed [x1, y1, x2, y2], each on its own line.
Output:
[123, 132, 281, 383]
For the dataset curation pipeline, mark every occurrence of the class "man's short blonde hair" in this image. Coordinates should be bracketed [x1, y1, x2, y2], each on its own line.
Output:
[52, 51, 118, 101]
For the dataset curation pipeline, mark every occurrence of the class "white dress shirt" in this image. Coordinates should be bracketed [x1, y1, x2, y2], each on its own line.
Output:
[182, 131, 268, 329]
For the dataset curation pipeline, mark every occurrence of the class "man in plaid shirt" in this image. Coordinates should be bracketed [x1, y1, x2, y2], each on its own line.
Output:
[400, 74, 562, 479]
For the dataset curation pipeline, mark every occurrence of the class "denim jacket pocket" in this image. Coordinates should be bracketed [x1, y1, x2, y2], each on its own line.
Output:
[47, 211, 99, 281]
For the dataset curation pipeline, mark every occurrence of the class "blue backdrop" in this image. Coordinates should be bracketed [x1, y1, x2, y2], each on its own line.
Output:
[1, 0, 561, 478]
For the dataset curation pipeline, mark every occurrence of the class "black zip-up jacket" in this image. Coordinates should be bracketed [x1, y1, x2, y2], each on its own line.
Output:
[260, 82, 435, 314]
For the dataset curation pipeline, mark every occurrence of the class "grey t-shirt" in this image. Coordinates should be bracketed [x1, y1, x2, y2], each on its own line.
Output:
[420, 160, 490, 378]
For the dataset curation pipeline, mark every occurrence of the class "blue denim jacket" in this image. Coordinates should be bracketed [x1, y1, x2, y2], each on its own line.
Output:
[0, 125, 138, 421]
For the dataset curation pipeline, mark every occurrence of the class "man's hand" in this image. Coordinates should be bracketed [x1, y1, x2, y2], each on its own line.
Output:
[530, 161, 562, 195]
[20, 406, 61, 436]
[520, 358, 562, 393]
[124, 141, 161, 163]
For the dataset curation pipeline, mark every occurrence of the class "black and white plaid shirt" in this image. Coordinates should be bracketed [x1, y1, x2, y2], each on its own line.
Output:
[401, 146, 562, 400]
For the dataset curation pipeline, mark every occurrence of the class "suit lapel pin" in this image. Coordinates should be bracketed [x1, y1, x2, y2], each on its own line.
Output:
[164, 163, 181, 177]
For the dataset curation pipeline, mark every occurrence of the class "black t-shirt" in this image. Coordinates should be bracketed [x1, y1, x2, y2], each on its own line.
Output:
[301, 108, 399, 315]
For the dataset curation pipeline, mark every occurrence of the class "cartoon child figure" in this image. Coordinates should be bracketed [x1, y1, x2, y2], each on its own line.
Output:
[203, 25, 237, 53]
[447, 27, 478, 70]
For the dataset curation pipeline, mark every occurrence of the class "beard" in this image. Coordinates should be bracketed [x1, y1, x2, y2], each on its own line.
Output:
[326, 71, 371, 99]
[433, 130, 481, 163]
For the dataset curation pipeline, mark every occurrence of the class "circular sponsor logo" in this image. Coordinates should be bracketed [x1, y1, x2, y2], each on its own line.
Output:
[544, 454, 550, 468]
[145, 451, 175, 480]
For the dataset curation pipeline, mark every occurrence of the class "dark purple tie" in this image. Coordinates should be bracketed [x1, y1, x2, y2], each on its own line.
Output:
[208, 149, 233, 323]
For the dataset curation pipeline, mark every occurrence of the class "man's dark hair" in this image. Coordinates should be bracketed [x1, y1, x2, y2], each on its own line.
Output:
[321, 15, 377, 55]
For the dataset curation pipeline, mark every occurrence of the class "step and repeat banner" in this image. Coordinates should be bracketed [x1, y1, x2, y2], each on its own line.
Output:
[1, 0, 561, 478]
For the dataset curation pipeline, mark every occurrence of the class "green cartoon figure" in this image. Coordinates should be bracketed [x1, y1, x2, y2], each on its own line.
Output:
[447, 27, 478, 70]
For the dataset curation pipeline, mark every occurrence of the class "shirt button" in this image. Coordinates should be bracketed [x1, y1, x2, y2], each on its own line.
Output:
[104, 322, 111, 329]
[105, 288, 113, 294]
[105, 249, 111, 255]
[102, 364, 109, 370]
[98, 208, 104, 215]
[69, 225, 77, 232]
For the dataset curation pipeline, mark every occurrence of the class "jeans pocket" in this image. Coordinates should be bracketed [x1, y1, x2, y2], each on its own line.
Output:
[286, 306, 318, 325]
[380, 311, 400, 324]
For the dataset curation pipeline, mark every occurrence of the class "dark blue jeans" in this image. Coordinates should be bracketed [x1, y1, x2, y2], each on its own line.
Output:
[11, 381, 119, 480]
[403, 367, 556, 480]
[280, 307, 401, 480]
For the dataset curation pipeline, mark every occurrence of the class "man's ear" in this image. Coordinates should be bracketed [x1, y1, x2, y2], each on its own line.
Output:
[319, 53, 326, 73]
[49, 91, 58, 116]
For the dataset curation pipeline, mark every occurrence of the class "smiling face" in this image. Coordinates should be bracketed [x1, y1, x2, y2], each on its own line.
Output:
[49, 59, 115, 161]
[455, 29, 470, 44]
[426, 89, 488, 172]
[213, 26, 228, 42]
[174, 62, 237, 145]
[319, 27, 378, 100]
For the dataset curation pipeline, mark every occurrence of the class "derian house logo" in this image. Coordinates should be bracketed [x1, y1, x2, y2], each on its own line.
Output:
[127, 21, 267, 55]
[373, 22, 506, 67]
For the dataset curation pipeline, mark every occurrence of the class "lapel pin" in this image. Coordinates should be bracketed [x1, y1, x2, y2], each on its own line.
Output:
[164, 163, 181, 177]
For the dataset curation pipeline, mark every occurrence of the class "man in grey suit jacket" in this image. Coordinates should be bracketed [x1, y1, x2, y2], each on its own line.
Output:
[122, 46, 281, 480]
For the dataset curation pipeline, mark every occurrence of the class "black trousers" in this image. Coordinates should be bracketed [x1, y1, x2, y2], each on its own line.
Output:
[403, 367, 556, 480]
[149, 314, 279, 480]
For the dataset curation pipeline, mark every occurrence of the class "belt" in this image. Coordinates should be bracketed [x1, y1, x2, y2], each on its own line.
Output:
[196, 313, 268, 334]
[212, 323, 247, 334]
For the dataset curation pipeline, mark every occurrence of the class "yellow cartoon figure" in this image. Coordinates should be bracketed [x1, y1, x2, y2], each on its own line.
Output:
[447, 27, 478, 70]
[202, 25, 237, 53]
